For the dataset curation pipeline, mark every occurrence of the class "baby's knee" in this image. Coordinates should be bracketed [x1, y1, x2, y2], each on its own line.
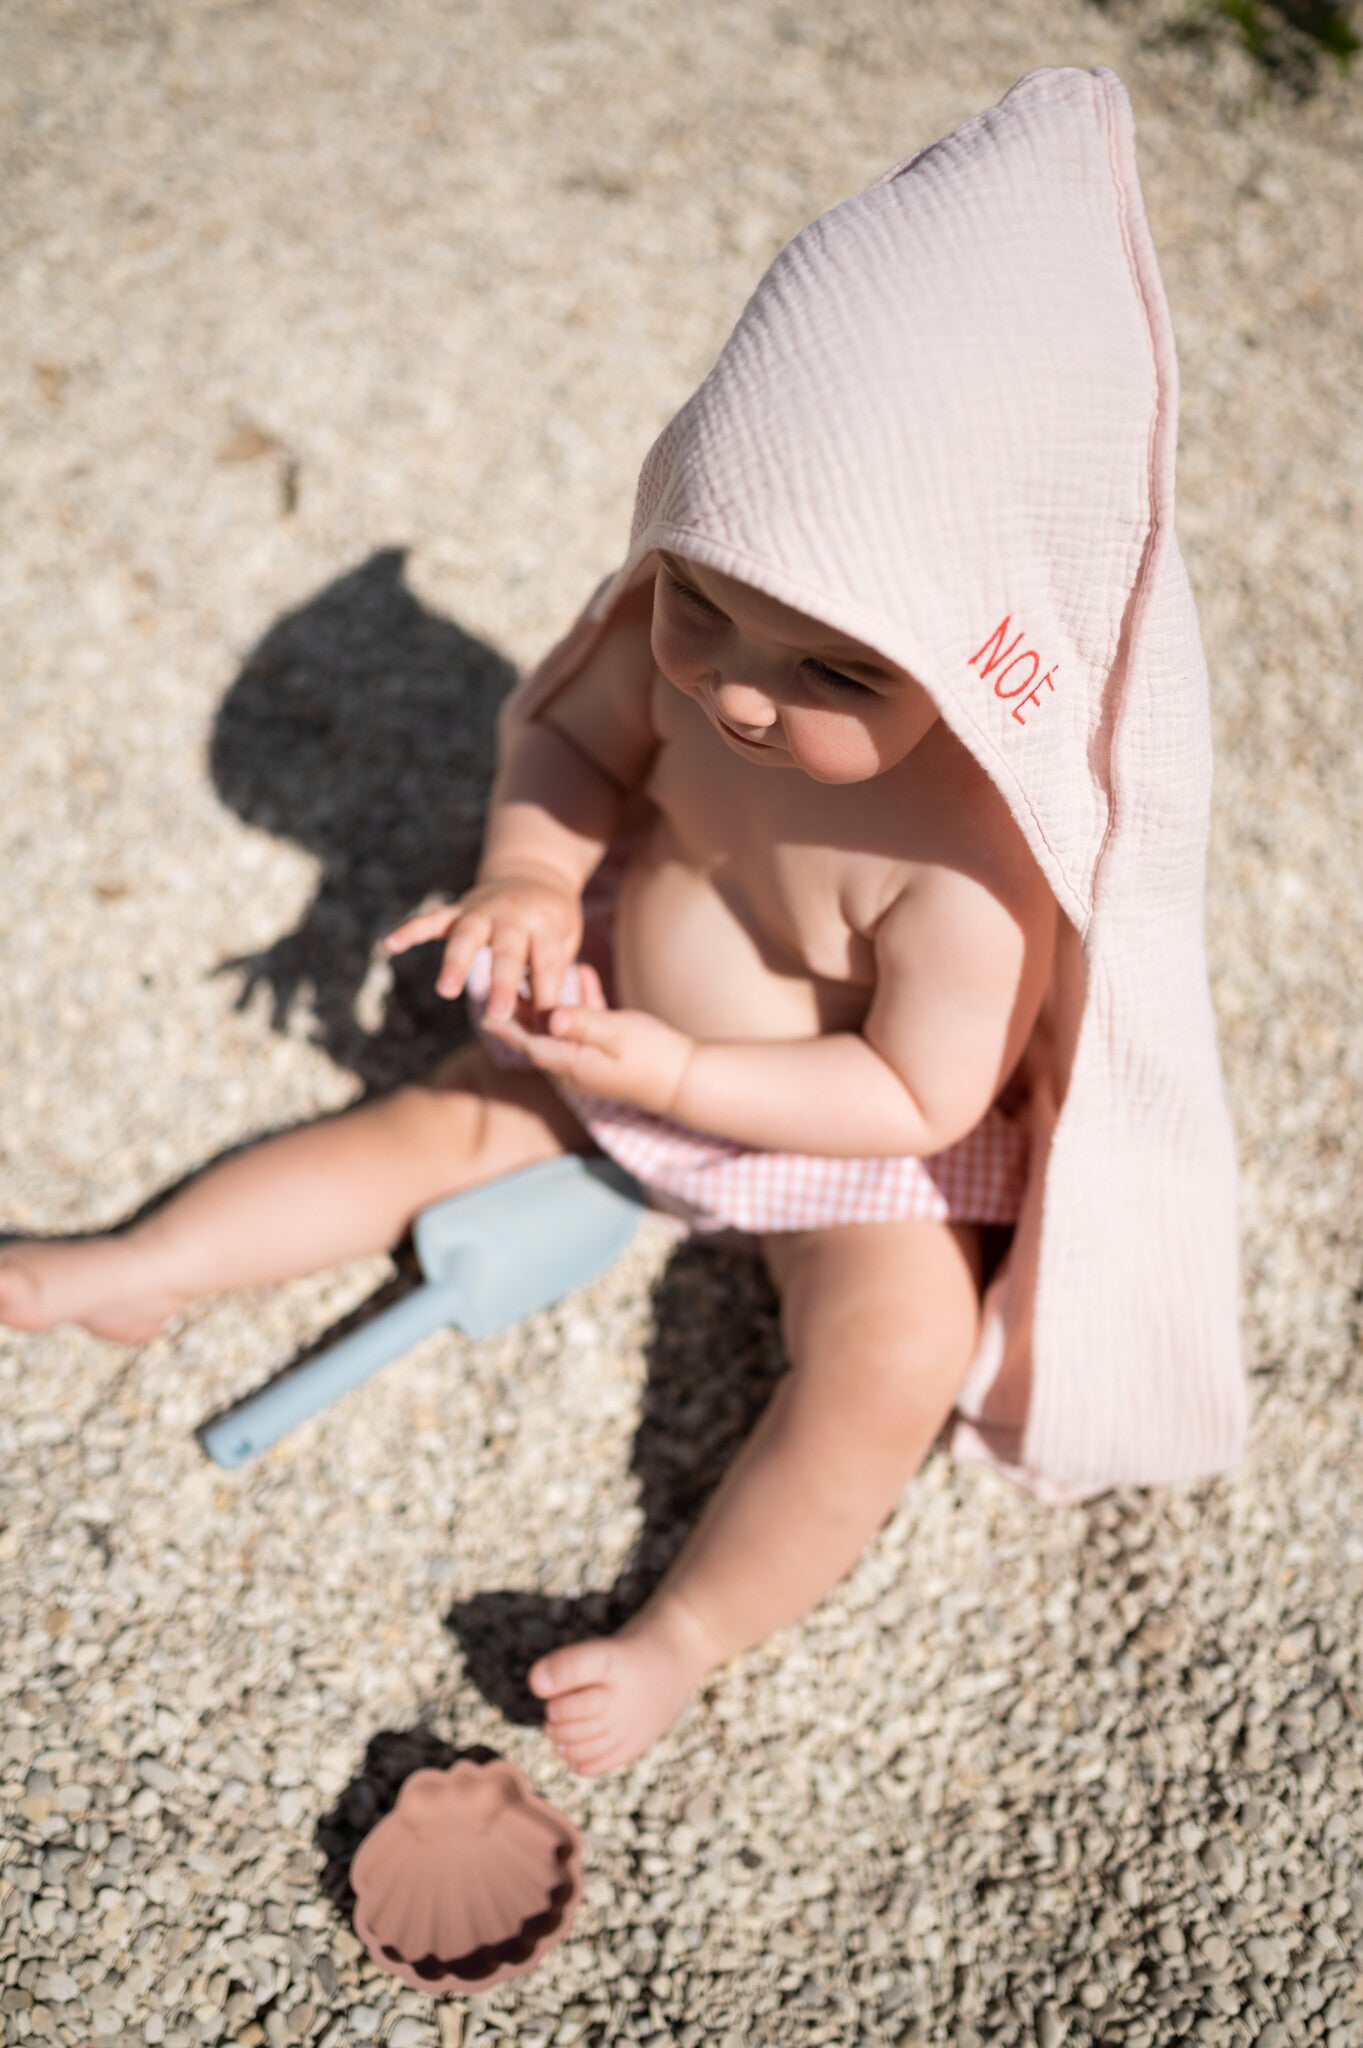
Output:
[779, 1221, 981, 1370]
[777, 1237, 980, 1463]
[425, 1041, 493, 1096]
[813, 1334, 955, 1452]
[409, 1041, 585, 1177]
[773, 1350, 939, 1503]
[395, 1051, 498, 1162]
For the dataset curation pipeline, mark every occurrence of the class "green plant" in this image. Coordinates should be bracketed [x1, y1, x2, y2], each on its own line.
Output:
[1213, 0, 1361, 74]
[1092, 0, 1362, 91]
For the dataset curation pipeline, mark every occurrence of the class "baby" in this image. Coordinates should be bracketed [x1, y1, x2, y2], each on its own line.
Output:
[0, 545, 1053, 1771]
[0, 68, 1246, 1770]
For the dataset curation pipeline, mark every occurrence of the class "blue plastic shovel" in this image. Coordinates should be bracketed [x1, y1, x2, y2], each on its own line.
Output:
[198, 1154, 647, 1470]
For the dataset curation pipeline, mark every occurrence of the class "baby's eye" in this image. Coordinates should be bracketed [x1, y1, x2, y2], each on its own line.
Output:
[806, 659, 873, 696]
[663, 568, 724, 618]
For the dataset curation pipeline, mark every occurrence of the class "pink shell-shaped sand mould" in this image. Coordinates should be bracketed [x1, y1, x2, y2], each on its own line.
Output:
[350, 1758, 584, 1993]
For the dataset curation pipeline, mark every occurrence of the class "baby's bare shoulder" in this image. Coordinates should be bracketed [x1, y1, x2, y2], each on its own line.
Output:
[863, 734, 1056, 1117]
[539, 580, 658, 788]
[890, 721, 1050, 924]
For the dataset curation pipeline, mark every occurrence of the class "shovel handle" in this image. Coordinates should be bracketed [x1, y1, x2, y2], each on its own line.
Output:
[198, 1278, 461, 1470]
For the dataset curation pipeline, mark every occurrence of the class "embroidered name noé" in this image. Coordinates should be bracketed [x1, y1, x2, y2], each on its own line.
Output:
[968, 618, 1057, 725]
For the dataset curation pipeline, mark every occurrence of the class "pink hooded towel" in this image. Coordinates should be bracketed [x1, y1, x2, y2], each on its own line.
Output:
[500, 67, 1245, 1500]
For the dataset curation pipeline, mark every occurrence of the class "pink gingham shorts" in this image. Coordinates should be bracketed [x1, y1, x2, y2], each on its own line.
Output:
[465, 948, 1025, 1235]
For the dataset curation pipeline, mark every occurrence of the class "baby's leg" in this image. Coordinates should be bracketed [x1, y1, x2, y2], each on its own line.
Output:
[531, 1216, 982, 1773]
[0, 1046, 586, 1341]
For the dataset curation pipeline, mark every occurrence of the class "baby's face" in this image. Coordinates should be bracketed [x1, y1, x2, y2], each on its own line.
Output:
[651, 554, 938, 784]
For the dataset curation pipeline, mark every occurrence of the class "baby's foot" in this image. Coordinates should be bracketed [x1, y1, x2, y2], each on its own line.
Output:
[0, 1238, 179, 1343]
[528, 1596, 718, 1776]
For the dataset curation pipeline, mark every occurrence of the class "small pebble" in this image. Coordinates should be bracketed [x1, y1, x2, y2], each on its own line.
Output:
[388, 2022, 428, 2048]
[135, 1757, 180, 1796]
[34, 1975, 80, 2005]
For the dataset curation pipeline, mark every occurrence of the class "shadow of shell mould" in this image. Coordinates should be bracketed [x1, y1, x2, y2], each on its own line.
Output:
[349, 1758, 584, 1993]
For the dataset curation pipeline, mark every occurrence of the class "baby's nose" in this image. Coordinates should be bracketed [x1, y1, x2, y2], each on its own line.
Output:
[711, 674, 779, 731]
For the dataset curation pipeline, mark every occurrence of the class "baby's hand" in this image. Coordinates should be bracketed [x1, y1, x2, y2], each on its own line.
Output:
[486, 964, 694, 1116]
[384, 872, 583, 1022]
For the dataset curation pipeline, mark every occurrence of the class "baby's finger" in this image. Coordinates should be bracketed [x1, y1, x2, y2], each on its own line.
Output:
[481, 1012, 564, 1072]
[433, 917, 492, 999]
[499, 1025, 619, 1099]
[574, 962, 608, 1012]
[548, 1004, 616, 1049]
[384, 903, 460, 955]
[528, 933, 570, 1014]
[483, 938, 532, 1021]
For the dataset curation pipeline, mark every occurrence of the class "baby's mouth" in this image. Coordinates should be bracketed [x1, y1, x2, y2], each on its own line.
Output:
[715, 712, 781, 752]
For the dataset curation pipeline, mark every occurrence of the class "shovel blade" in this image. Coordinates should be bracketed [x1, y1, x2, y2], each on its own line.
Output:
[413, 1153, 646, 1338]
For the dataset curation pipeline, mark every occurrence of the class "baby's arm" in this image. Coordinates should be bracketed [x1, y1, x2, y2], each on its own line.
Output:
[521, 850, 1054, 1155]
[387, 584, 657, 1019]
[676, 857, 1054, 1153]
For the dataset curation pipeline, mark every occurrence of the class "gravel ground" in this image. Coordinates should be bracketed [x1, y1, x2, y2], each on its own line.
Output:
[3, 4, 1362, 2045]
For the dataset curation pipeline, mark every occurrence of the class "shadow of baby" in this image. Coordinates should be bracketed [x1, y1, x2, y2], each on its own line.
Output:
[209, 546, 515, 1091]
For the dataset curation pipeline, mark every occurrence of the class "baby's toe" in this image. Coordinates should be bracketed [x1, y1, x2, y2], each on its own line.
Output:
[552, 1725, 624, 1775]
[567, 1751, 618, 1779]
[544, 1690, 610, 1731]
[0, 1260, 43, 1330]
[528, 1637, 614, 1700]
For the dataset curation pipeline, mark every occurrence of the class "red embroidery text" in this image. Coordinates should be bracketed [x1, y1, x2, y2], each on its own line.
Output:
[968, 617, 1058, 725]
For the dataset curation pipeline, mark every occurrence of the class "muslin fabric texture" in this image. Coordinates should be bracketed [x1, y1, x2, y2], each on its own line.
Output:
[499, 67, 1244, 1500]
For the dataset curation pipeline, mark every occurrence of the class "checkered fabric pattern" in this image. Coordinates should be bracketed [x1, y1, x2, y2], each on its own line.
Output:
[465, 949, 1025, 1234]
[555, 1085, 1027, 1235]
